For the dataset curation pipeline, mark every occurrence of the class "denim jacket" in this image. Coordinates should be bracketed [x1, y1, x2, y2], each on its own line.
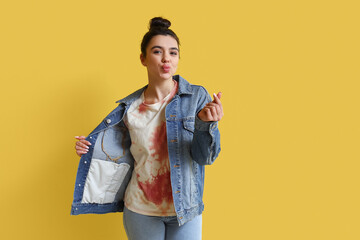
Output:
[71, 75, 221, 225]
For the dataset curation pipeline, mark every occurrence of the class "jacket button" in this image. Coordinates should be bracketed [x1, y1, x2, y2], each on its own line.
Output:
[106, 119, 111, 124]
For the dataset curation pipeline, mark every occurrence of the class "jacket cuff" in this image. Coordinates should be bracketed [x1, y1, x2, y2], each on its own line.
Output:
[195, 115, 218, 131]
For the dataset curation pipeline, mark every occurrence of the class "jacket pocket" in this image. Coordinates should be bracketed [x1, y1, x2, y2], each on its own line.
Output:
[100, 124, 129, 162]
[182, 118, 195, 133]
[81, 158, 130, 204]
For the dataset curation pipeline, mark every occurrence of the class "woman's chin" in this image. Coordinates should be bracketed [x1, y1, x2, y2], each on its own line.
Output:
[159, 72, 174, 80]
[148, 70, 175, 81]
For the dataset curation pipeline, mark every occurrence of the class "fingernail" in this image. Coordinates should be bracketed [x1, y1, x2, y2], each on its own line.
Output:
[213, 93, 217, 97]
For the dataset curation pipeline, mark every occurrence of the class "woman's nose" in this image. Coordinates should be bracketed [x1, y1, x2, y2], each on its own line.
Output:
[162, 52, 170, 62]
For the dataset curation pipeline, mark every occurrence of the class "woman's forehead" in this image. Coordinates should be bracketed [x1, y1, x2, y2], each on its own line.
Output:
[148, 35, 179, 49]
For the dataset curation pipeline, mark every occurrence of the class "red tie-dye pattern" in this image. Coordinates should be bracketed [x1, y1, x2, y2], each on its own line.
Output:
[138, 103, 148, 114]
[137, 171, 173, 206]
[149, 122, 169, 166]
[137, 121, 174, 206]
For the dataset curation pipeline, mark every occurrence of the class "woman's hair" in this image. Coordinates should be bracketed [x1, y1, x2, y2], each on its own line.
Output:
[141, 17, 180, 57]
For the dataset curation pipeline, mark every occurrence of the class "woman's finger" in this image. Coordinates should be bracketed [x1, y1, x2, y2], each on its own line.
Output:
[209, 106, 218, 120]
[76, 148, 88, 156]
[75, 145, 88, 151]
[77, 141, 90, 149]
[75, 136, 91, 146]
[75, 136, 86, 140]
[205, 108, 212, 121]
[212, 92, 222, 104]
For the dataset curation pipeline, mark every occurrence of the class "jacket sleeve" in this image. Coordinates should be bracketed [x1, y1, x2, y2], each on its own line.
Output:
[191, 86, 221, 165]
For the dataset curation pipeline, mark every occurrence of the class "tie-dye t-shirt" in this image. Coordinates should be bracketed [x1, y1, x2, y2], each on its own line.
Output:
[123, 80, 178, 216]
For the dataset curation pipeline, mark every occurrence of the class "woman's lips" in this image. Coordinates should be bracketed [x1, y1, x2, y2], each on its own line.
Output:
[162, 65, 171, 73]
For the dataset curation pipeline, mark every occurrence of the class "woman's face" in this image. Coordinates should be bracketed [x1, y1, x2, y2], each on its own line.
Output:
[141, 35, 179, 81]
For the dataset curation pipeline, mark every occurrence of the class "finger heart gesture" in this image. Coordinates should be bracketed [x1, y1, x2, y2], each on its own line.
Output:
[197, 92, 224, 122]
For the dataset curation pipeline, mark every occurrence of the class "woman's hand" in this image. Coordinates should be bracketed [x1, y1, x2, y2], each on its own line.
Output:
[197, 92, 224, 122]
[74, 136, 91, 157]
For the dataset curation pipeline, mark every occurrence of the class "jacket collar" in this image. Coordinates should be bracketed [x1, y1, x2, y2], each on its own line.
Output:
[116, 75, 192, 105]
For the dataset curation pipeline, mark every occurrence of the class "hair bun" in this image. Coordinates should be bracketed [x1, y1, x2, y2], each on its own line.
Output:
[149, 17, 171, 30]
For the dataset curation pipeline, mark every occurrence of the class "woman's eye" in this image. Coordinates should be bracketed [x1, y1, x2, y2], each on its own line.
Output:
[170, 52, 178, 56]
[153, 50, 161, 54]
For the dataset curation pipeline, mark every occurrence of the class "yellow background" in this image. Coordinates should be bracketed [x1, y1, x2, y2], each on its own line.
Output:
[0, 0, 359, 239]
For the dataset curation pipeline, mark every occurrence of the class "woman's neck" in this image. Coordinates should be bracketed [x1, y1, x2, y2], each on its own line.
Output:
[144, 76, 175, 104]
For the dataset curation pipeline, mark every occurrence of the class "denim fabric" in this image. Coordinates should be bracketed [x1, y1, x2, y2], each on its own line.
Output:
[71, 75, 221, 225]
[123, 206, 202, 240]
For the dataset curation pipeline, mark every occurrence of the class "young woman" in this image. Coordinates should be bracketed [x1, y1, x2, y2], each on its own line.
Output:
[72, 17, 223, 240]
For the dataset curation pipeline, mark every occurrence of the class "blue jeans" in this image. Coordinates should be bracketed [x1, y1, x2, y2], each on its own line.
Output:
[123, 206, 202, 240]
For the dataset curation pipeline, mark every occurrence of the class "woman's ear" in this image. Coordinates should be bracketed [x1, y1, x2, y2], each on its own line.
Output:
[140, 53, 146, 66]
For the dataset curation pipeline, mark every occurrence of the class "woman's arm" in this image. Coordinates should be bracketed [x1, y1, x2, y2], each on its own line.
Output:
[191, 89, 223, 165]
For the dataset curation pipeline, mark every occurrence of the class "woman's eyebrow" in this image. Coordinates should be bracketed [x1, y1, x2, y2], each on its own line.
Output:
[150, 46, 179, 51]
